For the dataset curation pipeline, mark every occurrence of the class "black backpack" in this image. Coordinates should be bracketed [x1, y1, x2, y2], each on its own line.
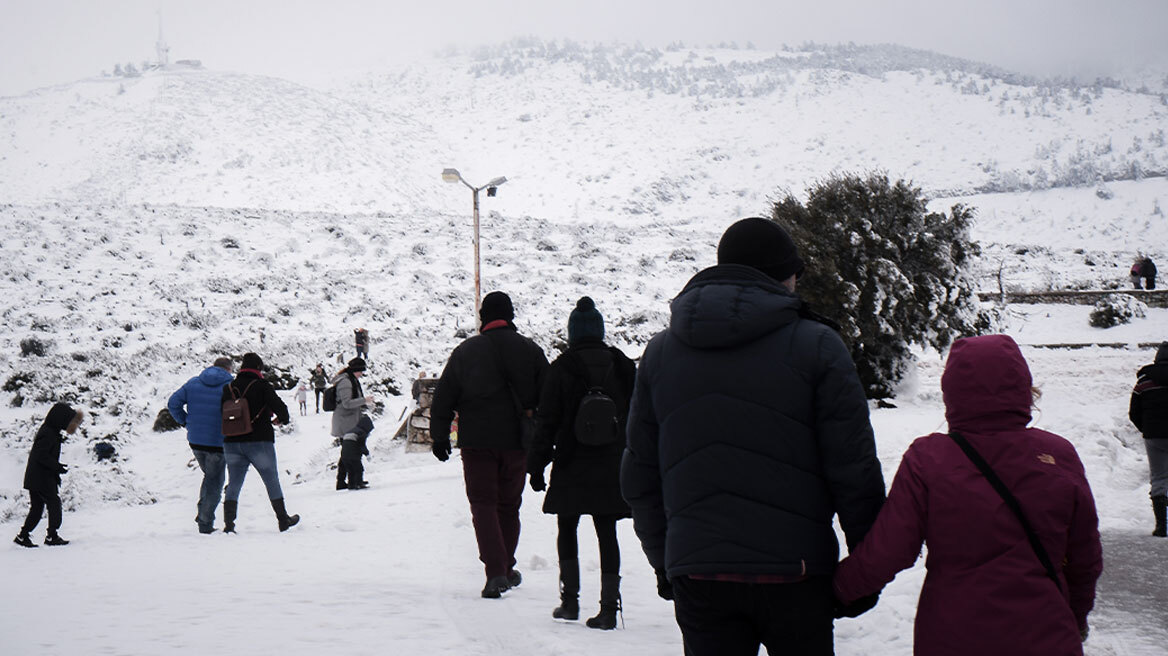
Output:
[322, 385, 339, 412]
[573, 358, 619, 446]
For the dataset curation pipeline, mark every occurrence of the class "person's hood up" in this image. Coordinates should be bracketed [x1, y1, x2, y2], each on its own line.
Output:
[668, 264, 801, 350]
[43, 402, 78, 432]
[942, 334, 1033, 432]
[198, 366, 234, 387]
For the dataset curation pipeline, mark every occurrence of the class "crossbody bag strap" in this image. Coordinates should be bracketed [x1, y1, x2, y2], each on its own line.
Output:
[948, 431, 1064, 594]
[483, 331, 525, 414]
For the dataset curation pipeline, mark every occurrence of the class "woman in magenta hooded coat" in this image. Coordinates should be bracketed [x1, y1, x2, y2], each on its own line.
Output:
[834, 334, 1103, 655]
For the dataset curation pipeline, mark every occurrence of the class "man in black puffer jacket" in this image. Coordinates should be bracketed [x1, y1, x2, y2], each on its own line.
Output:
[431, 291, 549, 599]
[621, 217, 886, 655]
[1130, 341, 1168, 537]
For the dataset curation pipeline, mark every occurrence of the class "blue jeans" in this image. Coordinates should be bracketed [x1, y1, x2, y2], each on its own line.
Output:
[1147, 438, 1168, 498]
[223, 441, 285, 501]
[191, 447, 226, 532]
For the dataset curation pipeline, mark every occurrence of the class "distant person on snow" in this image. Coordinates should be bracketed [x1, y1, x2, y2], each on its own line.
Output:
[1130, 341, 1168, 537]
[310, 363, 328, 413]
[295, 383, 309, 416]
[835, 335, 1103, 655]
[220, 352, 299, 533]
[431, 291, 549, 599]
[1131, 260, 1143, 289]
[411, 371, 428, 404]
[1140, 257, 1157, 290]
[14, 403, 85, 548]
[167, 356, 234, 534]
[354, 328, 370, 360]
[331, 357, 375, 490]
[528, 296, 636, 630]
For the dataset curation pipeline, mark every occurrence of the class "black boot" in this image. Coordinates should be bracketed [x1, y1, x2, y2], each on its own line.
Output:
[553, 559, 580, 620]
[223, 500, 237, 533]
[586, 573, 621, 630]
[1153, 495, 1167, 538]
[44, 531, 69, 546]
[271, 498, 300, 532]
[13, 531, 36, 548]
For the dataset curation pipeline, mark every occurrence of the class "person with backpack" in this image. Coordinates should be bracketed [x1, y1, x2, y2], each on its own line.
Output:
[1130, 341, 1168, 537]
[430, 291, 549, 599]
[528, 297, 636, 630]
[219, 352, 299, 533]
[167, 356, 234, 534]
[331, 357, 375, 490]
[14, 403, 84, 548]
[310, 363, 328, 413]
[834, 335, 1103, 655]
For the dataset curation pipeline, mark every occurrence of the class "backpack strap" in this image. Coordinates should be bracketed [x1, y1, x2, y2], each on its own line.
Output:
[948, 431, 1064, 594]
[228, 380, 263, 423]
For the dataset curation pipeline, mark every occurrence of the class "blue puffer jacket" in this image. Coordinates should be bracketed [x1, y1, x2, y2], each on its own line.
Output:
[167, 366, 234, 449]
[621, 264, 886, 578]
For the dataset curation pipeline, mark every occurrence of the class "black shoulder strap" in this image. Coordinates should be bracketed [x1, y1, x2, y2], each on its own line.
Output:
[483, 331, 525, 413]
[948, 432, 1063, 593]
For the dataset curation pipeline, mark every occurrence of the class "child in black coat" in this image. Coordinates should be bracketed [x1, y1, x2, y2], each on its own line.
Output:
[14, 403, 84, 547]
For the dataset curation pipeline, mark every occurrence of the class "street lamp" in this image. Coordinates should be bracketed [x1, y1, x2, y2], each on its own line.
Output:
[442, 168, 508, 329]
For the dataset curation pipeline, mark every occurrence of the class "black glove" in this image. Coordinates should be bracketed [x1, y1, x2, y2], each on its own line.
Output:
[432, 440, 451, 462]
[57, 463, 69, 474]
[529, 470, 546, 492]
[655, 570, 674, 600]
[833, 591, 880, 619]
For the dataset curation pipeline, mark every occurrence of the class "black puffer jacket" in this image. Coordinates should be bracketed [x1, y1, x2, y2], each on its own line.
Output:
[24, 403, 76, 493]
[431, 322, 549, 450]
[621, 264, 886, 578]
[1130, 355, 1168, 439]
[529, 340, 636, 517]
[220, 370, 290, 443]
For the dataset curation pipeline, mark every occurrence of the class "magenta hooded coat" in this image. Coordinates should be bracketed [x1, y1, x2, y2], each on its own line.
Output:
[834, 335, 1102, 655]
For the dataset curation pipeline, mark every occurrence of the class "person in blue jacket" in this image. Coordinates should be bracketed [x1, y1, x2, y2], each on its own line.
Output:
[167, 357, 234, 534]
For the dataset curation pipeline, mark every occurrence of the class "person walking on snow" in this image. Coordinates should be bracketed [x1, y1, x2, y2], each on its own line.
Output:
[528, 296, 636, 630]
[220, 352, 300, 533]
[14, 403, 85, 547]
[310, 363, 328, 413]
[354, 328, 370, 360]
[621, 217, 886, 655]
[1130, 341, 1168, 537]
[294, 383, 308, 416]
[430, 291, 549, 599]
[167, 356, 234, 534]
[332, 357, 375, 490]
[834, 335, 1103, 655]
[1140, 257, 1157, 290]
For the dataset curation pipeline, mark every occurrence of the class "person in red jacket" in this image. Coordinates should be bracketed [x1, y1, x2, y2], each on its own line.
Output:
[834, 334, 1103, 655]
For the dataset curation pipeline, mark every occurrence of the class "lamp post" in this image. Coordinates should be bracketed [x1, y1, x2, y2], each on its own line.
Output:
[442, 168, 507, 329]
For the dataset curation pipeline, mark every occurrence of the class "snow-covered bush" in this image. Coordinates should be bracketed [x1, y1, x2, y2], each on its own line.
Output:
[1088, 294, 1147, 328]
[772, 172, 981, 398]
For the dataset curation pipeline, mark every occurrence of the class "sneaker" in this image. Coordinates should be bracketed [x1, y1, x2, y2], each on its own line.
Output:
[44, 534, 70, 546]
[481, 576, 511, 599]
[507, 570, 522, 589]
[13, 533, 36, 548]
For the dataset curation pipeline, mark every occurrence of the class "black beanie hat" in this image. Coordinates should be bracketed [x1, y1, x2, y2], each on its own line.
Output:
[568, 296, 605, 345]
[1156, 341, 1168, 363]
[480, 291, 515, 325]
[241, 352, 264, 371]
[348, 357, 367, 373]
[717, 217, 805, 283]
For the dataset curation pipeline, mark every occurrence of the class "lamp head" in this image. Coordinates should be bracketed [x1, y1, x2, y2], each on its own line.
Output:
[441, 168, 461, 183]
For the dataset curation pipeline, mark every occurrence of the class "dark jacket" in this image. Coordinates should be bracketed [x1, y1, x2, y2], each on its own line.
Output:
[431, 321, 549, 450]
[530, 340, 636, 517]
[1130, 359, 1168, 440]
[621, 264, 886, 578]
[24, 403, 76, 493]
[220, 369, 290, 443]
[310, 368, 328, 390]
[835, 335, 1102, 655]
[167, 366, 234, 450]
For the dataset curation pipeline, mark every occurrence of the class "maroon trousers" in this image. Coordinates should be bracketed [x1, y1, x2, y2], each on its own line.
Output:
[461, 447, 526, 579]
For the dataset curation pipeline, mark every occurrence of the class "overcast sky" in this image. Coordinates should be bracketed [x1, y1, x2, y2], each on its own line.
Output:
[3, 0, 1167, 96]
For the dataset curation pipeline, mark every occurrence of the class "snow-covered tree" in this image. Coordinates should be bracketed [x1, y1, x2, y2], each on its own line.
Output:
[771, 172, 981, 398]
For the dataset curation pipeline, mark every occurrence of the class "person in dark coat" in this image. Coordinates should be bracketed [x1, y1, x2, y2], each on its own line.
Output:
[167, 356, 234, 534]
[310, 363, 328, 413]
[529, 297, 636, 629]
[14, 403, 84, 547]
[431, 291, 550, 598]
[331, 357, 375, 490]
[621, 217, 886, 655]
[1140, 257, 1157, 290]
[835, 335, 1103, 655]
[1130, 340, 1168, 537]
[354, 328, 370, 359]
[220, 352, 299, 533]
